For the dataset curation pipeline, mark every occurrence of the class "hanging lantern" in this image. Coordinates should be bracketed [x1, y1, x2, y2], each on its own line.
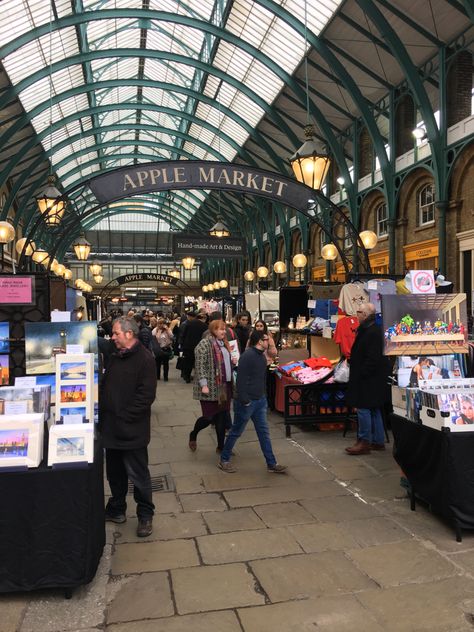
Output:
[89, 261, 102, 276]
[73, 234, 91, 261]
[35, 175, 66, 226]
[359, 230, 378, 250]
[168, 268, 180, 279]
[244, 270, 255, 282]
[32, 249, 50, 265]
[93, 274, 104, 284]
[219, 279, 228, 288]
[182, 257, 195, 270]
[257, 266, 269, 278]
[209, 217, 231, 238]
[321, 243, 338, 260]
[289, 125, 331, 190]
[292, 253, 307, 268]
[15, 237, 35, 256]
[50, 258, 59, 273]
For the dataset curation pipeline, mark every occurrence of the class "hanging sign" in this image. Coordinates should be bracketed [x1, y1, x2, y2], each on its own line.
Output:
[410, 270, 436, 295]
[172, 234, 245, 258]
[0, 275, 34, 305]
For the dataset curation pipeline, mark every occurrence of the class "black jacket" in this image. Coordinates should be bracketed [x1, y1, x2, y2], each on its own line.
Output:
[234, 323, 250, 353]
[182, 318, 208, 351]
[236, 346, 267, 404]
[346, 316, 389, 409]
[99, 341, 157, 449]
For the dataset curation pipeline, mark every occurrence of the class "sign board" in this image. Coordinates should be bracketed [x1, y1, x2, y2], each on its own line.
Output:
[410, 270, 436, 295]
[172, 234, 245, 259]
[0, 275, 34, 305]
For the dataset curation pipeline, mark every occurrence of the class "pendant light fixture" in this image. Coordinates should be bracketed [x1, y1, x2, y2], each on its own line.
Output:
[182, 256, 195, 270]
[209, 217, 231, 238]
[15, 237, 35, 257]
[289, 1, 330, 191]
[89, 261, 102, 276]
[73, 234, 91, 261]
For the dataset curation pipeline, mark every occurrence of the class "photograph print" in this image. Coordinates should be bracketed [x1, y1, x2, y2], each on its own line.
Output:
[57, 436, 85, 457]
[0, 322, 9, 353]
[60, 362, 87, 381]
[60, 384, 87, 403]
[0, 354, 9, 386]
[24, 321, 97, 374]
[381, 294, 468, 356]
[0, 428, 29, 458]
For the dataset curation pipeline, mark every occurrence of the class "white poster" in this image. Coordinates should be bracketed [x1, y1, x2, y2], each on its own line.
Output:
[410, 270, 435, 295]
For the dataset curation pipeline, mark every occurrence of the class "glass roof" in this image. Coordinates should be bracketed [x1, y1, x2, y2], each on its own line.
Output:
[0, 0, 342, 229]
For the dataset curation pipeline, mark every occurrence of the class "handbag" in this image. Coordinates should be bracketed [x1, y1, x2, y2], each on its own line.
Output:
[176, 355, 185, 370]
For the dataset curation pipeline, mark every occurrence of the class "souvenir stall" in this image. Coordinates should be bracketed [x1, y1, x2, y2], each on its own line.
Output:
[382, 272, 474, 541]
[0, 281, 104, 595]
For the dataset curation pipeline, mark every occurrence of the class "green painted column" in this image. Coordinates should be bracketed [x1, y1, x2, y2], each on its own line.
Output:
[436, 201, 448, 275]
[388, 218, 397, 274]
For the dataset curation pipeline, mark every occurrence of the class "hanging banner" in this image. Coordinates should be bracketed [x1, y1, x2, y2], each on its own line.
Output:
[172, 234, 245, 258]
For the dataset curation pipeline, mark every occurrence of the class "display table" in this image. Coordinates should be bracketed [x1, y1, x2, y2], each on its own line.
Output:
[391, 413, 474, 541]
[274, 374, 300, 413]
[0, 439, 105, 594]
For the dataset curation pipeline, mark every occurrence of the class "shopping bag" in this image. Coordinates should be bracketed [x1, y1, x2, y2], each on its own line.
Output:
[334, 359, 350, 383]
[176, 355, 184, 370]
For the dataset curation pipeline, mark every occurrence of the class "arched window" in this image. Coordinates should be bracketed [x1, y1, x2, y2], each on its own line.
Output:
[376, 203, 388, 237]
[417, 184, 435, 226]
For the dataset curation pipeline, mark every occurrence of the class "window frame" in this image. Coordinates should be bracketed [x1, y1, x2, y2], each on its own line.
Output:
[418, 183, 435, 226]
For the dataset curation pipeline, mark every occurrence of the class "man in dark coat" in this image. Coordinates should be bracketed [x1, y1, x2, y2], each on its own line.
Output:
[233, 312, 251, 353]
[345, 302, 389, 455]
[181, 311, 208, 383]
[100, 316, 157, 537]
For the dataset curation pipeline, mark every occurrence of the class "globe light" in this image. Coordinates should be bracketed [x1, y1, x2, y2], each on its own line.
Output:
[89, 261, 102, 276]
[213, 281, 220, 290]
[359, 230, 378, 250]
[273, 261, 286, 274]
[168, 268, 180, 279]
[15, 238, 35, 256]
[220, 279, 228, 288]
[75, 278, 84, 289]
[292, 253, 307, 268]
[257, 266, 269, 278]
[202, 285, 208, 293]
[55, 263, 66, 277]
[244, 270, 255, 282]
[321, 243, 338, 260]
[0, 220, 15, 244]
[63, 268, 73, 281]
[93, 274, 104, 284]
[50, 259, 59, 272]
[32, 249, 49, 265]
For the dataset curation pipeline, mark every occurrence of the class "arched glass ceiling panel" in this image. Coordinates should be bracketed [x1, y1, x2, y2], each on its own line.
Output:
[91, 212, 171, 233]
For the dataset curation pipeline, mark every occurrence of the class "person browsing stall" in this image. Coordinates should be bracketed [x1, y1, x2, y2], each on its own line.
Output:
[100, 316, 157, 537]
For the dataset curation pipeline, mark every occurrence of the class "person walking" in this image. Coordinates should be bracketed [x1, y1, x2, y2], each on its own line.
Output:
[152, 318, 174, 381]
[189, 319, 235, 452]
[345, 302, 389, 455]
[181, 310, 208, 382]
[100, 316, 157, 537]
[218, 329, 287, 473]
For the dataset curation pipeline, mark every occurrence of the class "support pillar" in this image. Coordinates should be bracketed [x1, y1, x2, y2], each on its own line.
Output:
[436, 201, 448, 275]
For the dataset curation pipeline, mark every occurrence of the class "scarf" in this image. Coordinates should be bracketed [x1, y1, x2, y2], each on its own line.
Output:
[211, 337, 228, 406]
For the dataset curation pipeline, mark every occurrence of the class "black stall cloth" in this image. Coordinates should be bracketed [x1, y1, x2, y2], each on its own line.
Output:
[0, 441, 105, 593]
[391, 414, 474, 535]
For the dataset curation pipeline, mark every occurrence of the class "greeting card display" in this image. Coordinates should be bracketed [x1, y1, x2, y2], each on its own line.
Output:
[381, 294, 468, 356]
[0, 414, 44, 468]
[48, 423, 94, 466]
[54, 354, 94, 424]
[0, 385, 51, 419]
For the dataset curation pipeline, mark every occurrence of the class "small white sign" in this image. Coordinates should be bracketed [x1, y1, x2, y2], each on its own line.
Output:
[307, 299, 316, 308]
[51, 311, 71, 322]
[66, 344, 84, 354]
[62, 414, 84, 425]
[4, 401, 28, 415]
[15, 376, 37, 388]
[228, 339, 240, 364]
[322, 326, 333, 339]
[410, 270, 436, 295]
[367, 280, 378, 290]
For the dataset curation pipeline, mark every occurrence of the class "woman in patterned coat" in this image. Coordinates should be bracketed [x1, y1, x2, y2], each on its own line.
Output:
[189, 320, 234, 452]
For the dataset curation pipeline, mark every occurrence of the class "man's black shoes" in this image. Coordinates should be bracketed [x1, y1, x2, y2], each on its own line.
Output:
[137, 519, 153, 537]
[105, 512, 126, 524]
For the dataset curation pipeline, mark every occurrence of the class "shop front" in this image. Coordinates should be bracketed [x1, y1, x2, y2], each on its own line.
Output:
[369, 249, 389, 275]
[404, 238, 439, 272]
[457, 229, 474, 316]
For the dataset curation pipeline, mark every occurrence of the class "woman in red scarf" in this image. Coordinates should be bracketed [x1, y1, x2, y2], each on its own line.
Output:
[189, 320, 234, 452]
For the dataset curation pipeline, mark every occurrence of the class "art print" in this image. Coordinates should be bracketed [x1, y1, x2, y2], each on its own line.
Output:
[382, 294, 468, 356]
[60, 384, 87, 403]
[0, 354, 9, 386]
[0, 428, 29, 457]
[57, 437, 85, 457]
[60, 362, 87, 380]
[0, 322, 9, 353]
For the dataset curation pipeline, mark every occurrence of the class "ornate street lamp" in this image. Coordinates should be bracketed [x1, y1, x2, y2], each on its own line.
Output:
[73, 234, 91, 261]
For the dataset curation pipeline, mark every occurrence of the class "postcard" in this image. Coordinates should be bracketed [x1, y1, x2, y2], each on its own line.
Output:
[0, 322, 9, 354]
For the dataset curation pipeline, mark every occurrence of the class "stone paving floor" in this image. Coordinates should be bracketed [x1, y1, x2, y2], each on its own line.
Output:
[3, 364, 474, 631]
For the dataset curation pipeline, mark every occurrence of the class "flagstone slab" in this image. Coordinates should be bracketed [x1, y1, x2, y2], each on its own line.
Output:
[253, 502, 315, 527]
[339, 517, 410, 547]
[179, 492, 227, 512]
[111, 539, 199, 574]
[203, 508, 265, 533]
[284, 464, 335, 483]
[171, 564, 265, 614]
[201, 470, 295, 492]
[250, 551, 377, 602]
[224, 481, 349, 508]
[171, 459, 227, 476]
[287, 522, 360, 553]
[238, 595, 385, 632]
[356, 575, 474, 632]
[300, 493, 382, 522]
[1, 596, 29, 632]
[154, 492, 182, 514]
[348, 540, 457, 587]
[106, 610, 241, 632]
[107, 572, 173, 623]
[197, 527, 302, 564]
[113, 512, 207, 543]
[174, 474, 205, 494]
[350, 474, 408, 502]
